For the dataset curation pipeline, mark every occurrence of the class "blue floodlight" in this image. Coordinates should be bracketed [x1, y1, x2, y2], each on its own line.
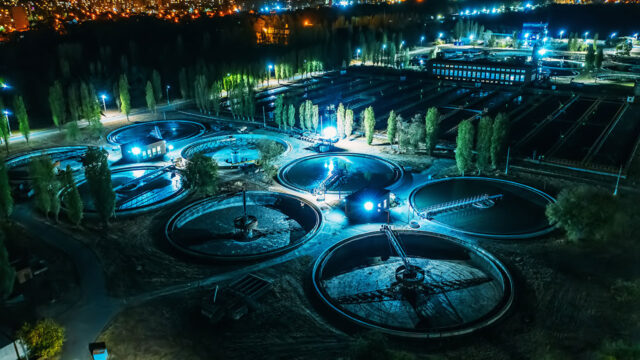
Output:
[322, 126, 337, 139]
[421, 35, 425, 41]
[610, 32, 617, 39]
[363, 201, 374, 211]
[131, 147, 141, 155]
[382, 44, 387, 49]
[584, 31, 589, 37]
[268, 64, 273, 70]
[559, 30, 565, 36]
[2, 109, 10, 116]
[100, 93, 107, 100]
[438, 32, 443, 38]
[0, 83, 8, 89]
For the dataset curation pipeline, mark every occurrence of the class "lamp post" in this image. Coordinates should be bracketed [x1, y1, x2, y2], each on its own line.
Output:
[356, 48, 361, 62]
[166, 85, 171, 105]
[559, 30, 565, 39]
[382, 44, 387, 65]
[584, 31, 589, 41]
[100, 94, 107, 113]
[420, 35, 425, 46]
[267, 64, 273, 86]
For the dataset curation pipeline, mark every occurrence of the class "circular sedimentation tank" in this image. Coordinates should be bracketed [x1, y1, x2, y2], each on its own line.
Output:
[106, 120, 206, 145]
[6, 146, 89, 182]
[181, 134, 290, 168]
[312, 230, 514, 338]
[71, 165, 186, 214]
[278, 153, 403, 194]
[410, 177, 555, 238]
[166, 191, 322, 261]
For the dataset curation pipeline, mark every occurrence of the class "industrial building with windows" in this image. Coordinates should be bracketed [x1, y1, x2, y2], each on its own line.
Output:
[428, 59, 537, 85]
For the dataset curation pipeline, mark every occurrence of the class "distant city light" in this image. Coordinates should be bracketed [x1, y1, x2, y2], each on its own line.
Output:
[363, 201, 374, 211]
[131, 147, 141, 155]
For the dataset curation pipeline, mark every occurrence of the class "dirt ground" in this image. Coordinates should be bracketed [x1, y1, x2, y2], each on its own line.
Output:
[97, 232, 640, 360]
[1, 222, 81, 329]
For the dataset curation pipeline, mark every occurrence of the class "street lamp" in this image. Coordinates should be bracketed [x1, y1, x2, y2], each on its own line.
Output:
[166, 85, 171, 105]
[559, 29, 565, 39]
[100, 94, 107, 113]
[420, 35, 425, 46]
[438, 32, 443, 39]
[356, 48, 361, 61]
[267, 64, 273, 85]
[610, 32, 617, 39]
[382, 44, 387, 64]
[584, 31, 589, 40]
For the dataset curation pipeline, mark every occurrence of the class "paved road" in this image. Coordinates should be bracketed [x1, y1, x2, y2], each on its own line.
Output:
[13, 204, 121, 360]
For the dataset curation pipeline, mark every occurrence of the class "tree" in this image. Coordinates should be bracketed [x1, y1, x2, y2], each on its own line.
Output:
[287, 104, 296, 129]
[152, 69, 162, 102]
[17, 319, 65, 359]
[490, 113, 509, 168]
[364, 106, 375, 145]
[82, 147, 115, 226]
[585, 45, 595, 71]
[184, 153, 219, 196]
[304, 100, 314, 130]
[63, 165, 83, 227]
[194, 74, 208, 113]
[545, 186, 624, 243]
[455, 119, 474, 175]
[274, 94, 284, 128]
[337, 103, 345, 138]
[14, 96, 29, 144]
[29, 157, 55, 217]
[81, 84, 102, 137]
[595, 48, 604, 71]
[386, 110, 397, 144]
[345, 109, 354, 138]
[48, 80, 66, 130]
[0, 229, 15, 300]
[179, 67, 188, 99]
[0, 99, 9, 151]
[0, 161, 12, 219]
[145, 81, 156, 113]
[476, 116, 493, 173]
[257, 140, 285, 181]
[424, 107, 440, 155]
[119, 74, 131, 121]
[210, 81, 222, 116]
[299, 103, 306, 130]
[68, 83, 80, 123]
[312, 104, 319, 132]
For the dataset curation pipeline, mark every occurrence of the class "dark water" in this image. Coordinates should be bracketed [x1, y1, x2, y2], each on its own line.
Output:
[411, 178, 553, 237]
[280, 154, 400, 193]
[108, 120, 205, 145]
